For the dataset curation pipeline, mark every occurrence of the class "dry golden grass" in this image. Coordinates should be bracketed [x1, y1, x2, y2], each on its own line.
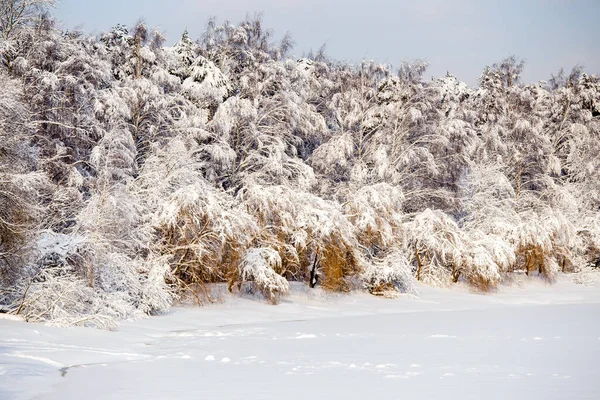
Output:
[516, 244, 558, 281]
[0, 185, 40, 288]
[367, 281, 396, 296]
[157, 209, 246, 301]
[466, 273, 497, 292]
[318, 235, 359, 292]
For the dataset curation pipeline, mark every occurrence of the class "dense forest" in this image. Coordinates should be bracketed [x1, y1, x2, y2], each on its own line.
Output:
[1, 0, 599, 329]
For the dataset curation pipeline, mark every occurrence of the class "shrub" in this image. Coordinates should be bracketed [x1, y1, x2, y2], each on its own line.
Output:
[361, 250, 416, 295]
[237, 247, 289, 304]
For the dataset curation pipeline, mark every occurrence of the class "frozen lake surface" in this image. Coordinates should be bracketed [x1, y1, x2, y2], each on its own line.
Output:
[1, 274, 599, 399]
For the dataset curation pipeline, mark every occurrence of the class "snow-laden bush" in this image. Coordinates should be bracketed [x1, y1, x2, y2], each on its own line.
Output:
[88, 251, 173, 316]
[137, 135, 255, 300]
[404, 208, 511, 290]
[11, 267, 118, 330]
[11, 247, 171, 330]
[153, 180, 257, 290]
[459, 163, 518, 235]
[458, 236, 508, 291]
[577, 213, 600, 269]
[460, 244, 502, 291]
[404, 209, 465, 286]
[343, 183, 404, 250]
[241, 184, 361, 291]
[238, 247, 289, 304]
[361, 250, 416, 296]
[453, 228, 516, 291]
[512, 208, 577, 281]
[7, 231, 169, 330]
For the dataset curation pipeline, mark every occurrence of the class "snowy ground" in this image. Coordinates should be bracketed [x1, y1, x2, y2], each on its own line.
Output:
[1, 274, 600, 400]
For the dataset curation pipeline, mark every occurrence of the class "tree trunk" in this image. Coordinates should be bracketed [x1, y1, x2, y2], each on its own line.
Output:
[309, 254, 319, 288]
[415, 248, 423, 281]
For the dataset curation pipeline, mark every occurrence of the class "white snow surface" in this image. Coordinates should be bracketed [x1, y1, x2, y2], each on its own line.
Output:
[1, 274, 599, 400]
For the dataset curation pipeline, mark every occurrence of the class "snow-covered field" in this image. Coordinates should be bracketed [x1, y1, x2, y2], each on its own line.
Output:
[1, 274, 599, 400]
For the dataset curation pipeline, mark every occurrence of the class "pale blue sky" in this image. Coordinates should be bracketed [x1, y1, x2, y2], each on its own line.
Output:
[55, 0, 599, 86]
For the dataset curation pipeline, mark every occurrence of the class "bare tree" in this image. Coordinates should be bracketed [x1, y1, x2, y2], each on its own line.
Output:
[491, 55, 525, 88]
